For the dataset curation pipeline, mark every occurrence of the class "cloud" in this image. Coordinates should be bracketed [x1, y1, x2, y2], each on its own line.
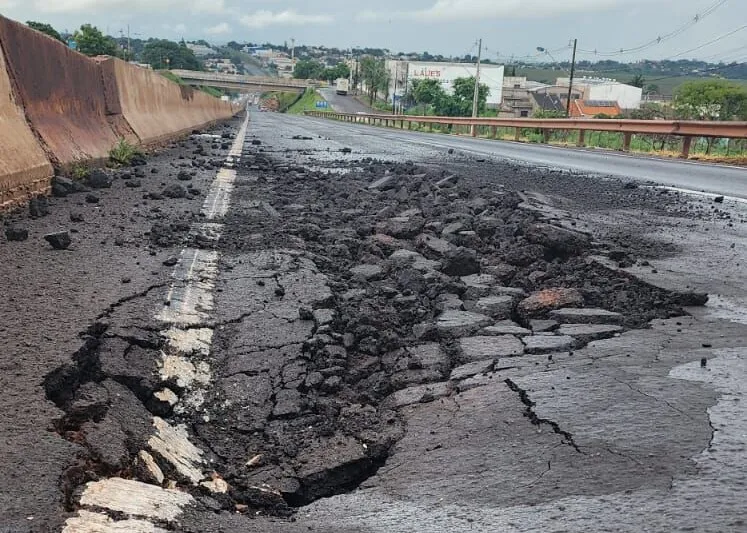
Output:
[162, 23, 187, 34]
[206, 22, 231, 35]
[240, 9, 333, 29]
[359, 0, 633, 22]
[34, 0, 226, 14]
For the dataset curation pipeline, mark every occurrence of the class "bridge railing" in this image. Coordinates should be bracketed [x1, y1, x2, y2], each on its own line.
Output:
[304, 110, 747, 158]
[170, 69, 316, 89]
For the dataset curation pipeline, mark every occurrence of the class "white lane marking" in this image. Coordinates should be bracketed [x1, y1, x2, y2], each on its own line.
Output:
[66, 111, 250, 531]
[77, 478, 194, 521]
[201, 168, 237, 220]
[62, 510, 169, 533]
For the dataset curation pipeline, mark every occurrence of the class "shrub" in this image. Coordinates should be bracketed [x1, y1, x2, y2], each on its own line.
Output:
[109, 139, 143, 167]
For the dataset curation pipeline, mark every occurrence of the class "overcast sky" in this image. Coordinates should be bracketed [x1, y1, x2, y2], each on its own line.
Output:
[0, 0, 745, 62]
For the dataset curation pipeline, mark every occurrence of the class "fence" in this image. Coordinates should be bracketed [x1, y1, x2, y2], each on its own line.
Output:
[304, 111, 747, 159]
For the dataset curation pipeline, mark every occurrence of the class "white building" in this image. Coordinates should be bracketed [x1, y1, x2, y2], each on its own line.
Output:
[385, 60, 505, 109]
[556, 77, 643, 109]
[186, 43, 215, 58]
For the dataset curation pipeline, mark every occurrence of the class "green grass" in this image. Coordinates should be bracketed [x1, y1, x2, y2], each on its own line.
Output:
[286, 88, 327, 114]
[109, 138, 143, 167]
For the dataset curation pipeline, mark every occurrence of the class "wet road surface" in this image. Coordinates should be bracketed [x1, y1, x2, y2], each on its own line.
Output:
[319, 88, 374, 115]
[294, 112, 747, 199]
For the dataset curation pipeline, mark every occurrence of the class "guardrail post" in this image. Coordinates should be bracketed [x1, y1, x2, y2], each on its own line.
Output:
[622, 132, 632, 152]
[542, 129, 551, 144]
[681, 136, 693, 159]
[577, 130, 586, 147]
[472, 124, 478, 137]
[515, 127, 521, 141]
[490, 126, 497, 139]
[428, 123, 433, 132]
[408, 121, 412, 130]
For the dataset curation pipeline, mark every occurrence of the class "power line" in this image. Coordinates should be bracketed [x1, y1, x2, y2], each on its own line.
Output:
[665, 24, 747, 59]
[575, 0, 728, 58]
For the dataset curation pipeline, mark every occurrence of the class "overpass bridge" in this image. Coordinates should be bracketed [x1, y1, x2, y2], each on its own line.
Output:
[169, 69, 319, 93]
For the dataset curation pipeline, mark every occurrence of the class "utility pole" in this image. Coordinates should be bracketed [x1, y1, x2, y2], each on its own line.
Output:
[392, 62, 398, 114]
[291, 38, 296, 62]
[127, 24, 131, 62]
[471, 38, 482, 137]
[566, 38, 578, 118]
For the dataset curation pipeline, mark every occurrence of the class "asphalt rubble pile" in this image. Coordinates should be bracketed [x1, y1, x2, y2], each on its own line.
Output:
[186, 150, 708, 516]
[34, 137, 712, 524]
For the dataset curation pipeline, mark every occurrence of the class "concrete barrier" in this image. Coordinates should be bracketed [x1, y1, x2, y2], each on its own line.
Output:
[0, 32, 53, 208]
[0, 16, 134, 166]
[100, 57, 234, 146]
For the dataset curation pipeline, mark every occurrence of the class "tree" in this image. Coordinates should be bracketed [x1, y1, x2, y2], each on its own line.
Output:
[644, 83, 660, 95]
[675, 79, 747, 153]
[27, 21, 64, 43]
[629, 74, 645, 88]
[411, 79, 445, 115]
[674, 79, 747, 121]
[143, 39, 202, 70]
[293, 59, 324, 80]
[73, 24, 119, 57]
[360, 57, 389, 105]
[431, 76, 489, 117]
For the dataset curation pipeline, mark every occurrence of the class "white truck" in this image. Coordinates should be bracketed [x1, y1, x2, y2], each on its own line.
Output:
[335, 78, 350, 96]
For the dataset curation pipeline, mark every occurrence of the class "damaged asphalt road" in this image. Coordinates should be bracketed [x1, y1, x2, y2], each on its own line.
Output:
[1, 110, 746, 532]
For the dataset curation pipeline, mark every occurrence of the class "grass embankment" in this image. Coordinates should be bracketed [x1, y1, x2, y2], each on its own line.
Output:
[159, 71, 224, 98]
[286, 89, 326, 114]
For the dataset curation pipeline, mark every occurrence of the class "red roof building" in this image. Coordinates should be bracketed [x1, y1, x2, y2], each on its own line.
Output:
[570, 100, 622, 118]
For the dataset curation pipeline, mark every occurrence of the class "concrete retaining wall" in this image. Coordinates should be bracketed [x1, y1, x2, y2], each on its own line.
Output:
[0, 16, 238, 209]
[0, 35, 54, 208]
[101, 57, 234, 146]
[0, 17, 135, 167]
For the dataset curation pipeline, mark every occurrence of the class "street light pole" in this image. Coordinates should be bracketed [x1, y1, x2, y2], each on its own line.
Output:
[471, 38, 482, 137]
[566, 38, 577, 118]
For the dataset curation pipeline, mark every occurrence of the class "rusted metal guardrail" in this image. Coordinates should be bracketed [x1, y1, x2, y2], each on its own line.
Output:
[304, 111, 747, 158]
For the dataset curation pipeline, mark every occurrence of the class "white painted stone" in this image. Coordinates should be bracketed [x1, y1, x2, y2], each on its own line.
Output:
[163, 327, 214, 357]
[148, 417, 205, 484]
[138, 450, 165, 485]
[63, 510, 169, 533]
[78, 478, 193, 521]
[160, 355, 211, 390]
[201, 477, 230, 494]
[154, 388, 179, 407]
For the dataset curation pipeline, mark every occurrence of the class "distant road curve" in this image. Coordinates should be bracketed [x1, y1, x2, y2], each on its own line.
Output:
[318, 88, 373, 114]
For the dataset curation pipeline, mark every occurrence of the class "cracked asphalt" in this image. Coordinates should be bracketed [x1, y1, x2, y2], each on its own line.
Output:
[1, 110, 746, 533]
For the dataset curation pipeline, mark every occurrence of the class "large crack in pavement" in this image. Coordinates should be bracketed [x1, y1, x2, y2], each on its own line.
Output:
[504, 378, 585, 454]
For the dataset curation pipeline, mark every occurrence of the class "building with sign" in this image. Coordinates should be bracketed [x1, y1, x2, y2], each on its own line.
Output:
[385, 60, 505, 110]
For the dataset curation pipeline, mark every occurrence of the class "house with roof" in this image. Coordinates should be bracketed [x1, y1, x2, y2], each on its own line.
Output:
[569, 100, 622, 118]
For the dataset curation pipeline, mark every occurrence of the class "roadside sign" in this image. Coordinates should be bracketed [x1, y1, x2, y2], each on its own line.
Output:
[315, 101, 329, 109]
